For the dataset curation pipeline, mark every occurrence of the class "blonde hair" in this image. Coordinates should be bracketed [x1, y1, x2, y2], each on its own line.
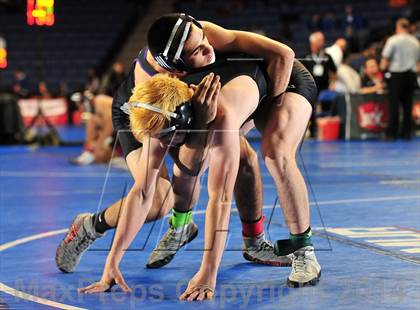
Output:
[129, 74, 192, 142]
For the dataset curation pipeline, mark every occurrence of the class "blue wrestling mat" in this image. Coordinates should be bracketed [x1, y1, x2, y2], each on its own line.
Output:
[0, 138, 419, 309]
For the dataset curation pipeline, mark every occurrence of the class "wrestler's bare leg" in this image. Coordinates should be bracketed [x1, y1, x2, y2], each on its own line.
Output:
[255, 93, 312, 234]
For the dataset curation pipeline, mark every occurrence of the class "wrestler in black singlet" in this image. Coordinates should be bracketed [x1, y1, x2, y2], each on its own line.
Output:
[112, 47, 317, 157]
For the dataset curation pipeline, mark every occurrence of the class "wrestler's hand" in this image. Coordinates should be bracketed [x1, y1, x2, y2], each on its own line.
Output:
[190, 72, 221, 126]
[179, 280, 214, 301]
[179, 270, 216, 301]
[78, 263, 131, 294]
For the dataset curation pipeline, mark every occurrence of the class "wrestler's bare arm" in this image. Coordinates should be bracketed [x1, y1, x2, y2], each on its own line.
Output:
[79, 137, 167, 293]
[201, 21, 294, 96]
[180, 76, 260, 300]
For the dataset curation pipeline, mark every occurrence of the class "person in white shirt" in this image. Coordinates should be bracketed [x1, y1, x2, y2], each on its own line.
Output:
[380, 18, 420, 140]
[325, 38, 347, 68]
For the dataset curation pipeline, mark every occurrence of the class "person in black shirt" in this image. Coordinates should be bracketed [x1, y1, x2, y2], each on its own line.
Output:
[303, 32, 337, 93]
[301, 31, 337, 136]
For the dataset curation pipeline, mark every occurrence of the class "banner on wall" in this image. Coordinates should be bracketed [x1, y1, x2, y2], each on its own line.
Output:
[346, 92, 420, 140]
[347, 94, 389, 139]
[18, 98, 67, 126]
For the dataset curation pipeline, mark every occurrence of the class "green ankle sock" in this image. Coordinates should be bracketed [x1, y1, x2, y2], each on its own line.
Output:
[171, 209, 193, 228]
[290, 227, 312, 247]
[274, 227, 313, 256]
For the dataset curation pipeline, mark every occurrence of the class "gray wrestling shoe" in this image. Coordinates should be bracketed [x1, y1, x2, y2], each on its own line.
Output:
[56, 213, 103, 273]
[243, 233, 292, 266]
[146, 219, 198, 268]
[287, 246, 321, 287]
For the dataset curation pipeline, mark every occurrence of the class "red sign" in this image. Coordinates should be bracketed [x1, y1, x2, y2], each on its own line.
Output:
[357, 102, 388, 132]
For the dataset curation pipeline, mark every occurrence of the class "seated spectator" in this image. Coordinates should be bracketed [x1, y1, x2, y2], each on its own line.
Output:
[348, 43, 379, 72]
[335, 63, 361, 94]
[327, 62, 361, 139]
[360, 58, 385, 94]
[69, 95, 115, 165]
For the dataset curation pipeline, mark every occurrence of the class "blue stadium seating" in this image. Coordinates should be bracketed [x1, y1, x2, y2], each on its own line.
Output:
[0, 0, 144, 94]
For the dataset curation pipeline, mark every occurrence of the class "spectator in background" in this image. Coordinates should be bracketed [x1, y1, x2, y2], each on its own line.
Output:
[69, 95, 114, 165]
[70, 62, 127, 165]
[69, 62, 128, 165]
[13, 68, 30, 98]
[343, 5, 364, 31]
[332, 57, 361, 139]
[348, 43, 379, 72]
[37, 81, 51, 99]
[335, 62, 361, 94]
[326, 38, 347, 68]
[380, 18, 419, 140]
[105, 62, 126, 96]
[326, 38, 360, 94]
[343, 5, 364, 53]
[302, 31, 337, 137]
[360, 58, 385, 94]
[304, 32, 337, 94]
[85, 68, 100, 95]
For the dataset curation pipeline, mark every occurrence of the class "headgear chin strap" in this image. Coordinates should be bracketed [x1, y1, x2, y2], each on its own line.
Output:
[153, 13, 202, 72]
[129, 101, 194, 143]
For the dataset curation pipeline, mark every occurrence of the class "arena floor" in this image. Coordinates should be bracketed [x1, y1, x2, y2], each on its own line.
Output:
[0, 131, 419, 309]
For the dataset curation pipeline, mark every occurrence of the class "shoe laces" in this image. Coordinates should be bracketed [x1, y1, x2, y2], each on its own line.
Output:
[246, 236, 273, 252]
[65, 223, 81, 243]
[292, 253, 307, 273]
[159, 226, 182, 248]
[258, 238, 274, 251]
[74, 233, 95, 253]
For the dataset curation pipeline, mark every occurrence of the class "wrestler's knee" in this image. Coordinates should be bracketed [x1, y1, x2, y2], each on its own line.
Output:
[262, 134, 296, 177]
[262, 129, 288, 158]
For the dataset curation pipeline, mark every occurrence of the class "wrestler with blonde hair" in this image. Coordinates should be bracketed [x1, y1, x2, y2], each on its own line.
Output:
[78, 56, 268, 299]
[57, 12, 293, 281]
[59, 12, 321, 301]
[128, 74, 193, 143]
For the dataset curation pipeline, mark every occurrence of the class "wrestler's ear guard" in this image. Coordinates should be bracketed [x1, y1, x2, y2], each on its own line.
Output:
[129, 101, 194, 139]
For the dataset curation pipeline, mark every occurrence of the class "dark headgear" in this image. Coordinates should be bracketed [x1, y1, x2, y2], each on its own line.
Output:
[148, 13, 202, 72]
